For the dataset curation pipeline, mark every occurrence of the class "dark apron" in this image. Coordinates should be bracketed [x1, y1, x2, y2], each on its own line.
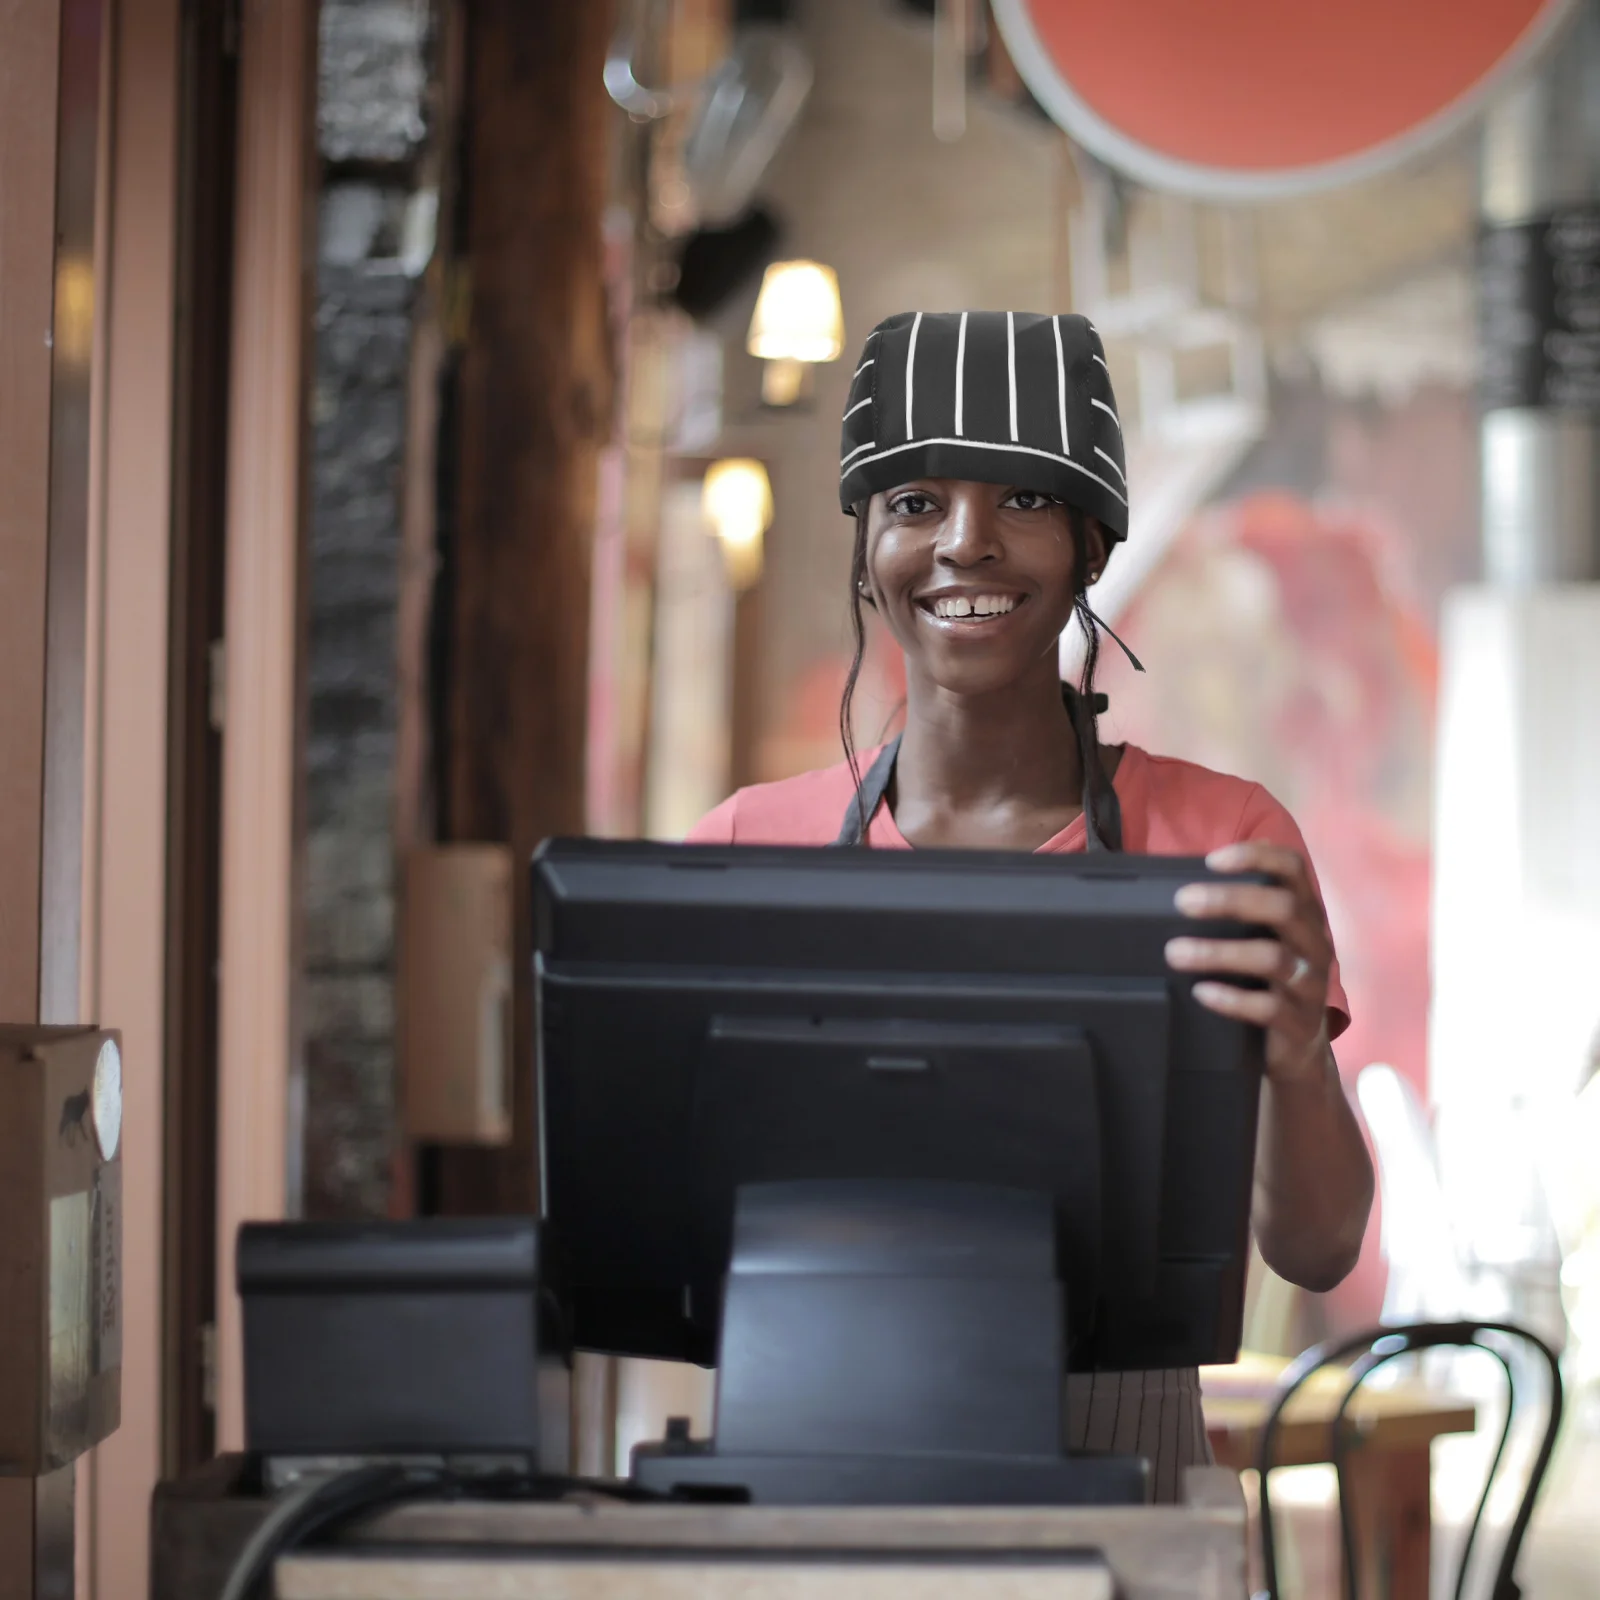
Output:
[832, 685, 1124, 850]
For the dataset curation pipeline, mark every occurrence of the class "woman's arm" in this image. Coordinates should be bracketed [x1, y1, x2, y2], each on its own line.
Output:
[1164, 839, 1374, 1292]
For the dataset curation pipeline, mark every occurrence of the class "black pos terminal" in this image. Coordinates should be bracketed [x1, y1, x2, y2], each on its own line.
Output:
[534, 838, 1268, 1506]
[239, 838, 1267, 1509]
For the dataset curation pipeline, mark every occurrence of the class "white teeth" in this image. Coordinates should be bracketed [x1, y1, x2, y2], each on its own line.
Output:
[931, 594, 1018, 619]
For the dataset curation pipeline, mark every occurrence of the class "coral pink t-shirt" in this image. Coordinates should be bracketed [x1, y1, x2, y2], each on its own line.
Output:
[688, 742, 1349, 1038]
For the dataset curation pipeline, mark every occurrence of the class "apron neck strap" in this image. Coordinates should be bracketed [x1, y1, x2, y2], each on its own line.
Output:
[832, 686, 1123, 852]
[833, 737, 901, 847]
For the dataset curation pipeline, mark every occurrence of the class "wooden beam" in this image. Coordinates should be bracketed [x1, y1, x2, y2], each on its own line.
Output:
[436, 0, 616, 1212]
[0, 0, 107, 1590]
[88, 0, 187, 1583]
[214, 0, 315, 1450]
[0, 0, 66, 1029]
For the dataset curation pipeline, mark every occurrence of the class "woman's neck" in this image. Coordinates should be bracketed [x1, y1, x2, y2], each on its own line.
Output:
[891, 662, 1086, 845]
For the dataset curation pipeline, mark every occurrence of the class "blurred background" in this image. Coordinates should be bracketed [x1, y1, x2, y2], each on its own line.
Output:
[2, 0, 1598, 1595]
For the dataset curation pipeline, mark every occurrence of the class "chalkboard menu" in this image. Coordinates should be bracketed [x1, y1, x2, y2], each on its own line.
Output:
[1480, 210, 1600, 411]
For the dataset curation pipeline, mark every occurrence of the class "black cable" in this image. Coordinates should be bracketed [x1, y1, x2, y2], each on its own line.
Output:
[217, 1461, 679, 1600]
[219, 1465, 430, 1600]
[1255, 1320, 1563, 1600]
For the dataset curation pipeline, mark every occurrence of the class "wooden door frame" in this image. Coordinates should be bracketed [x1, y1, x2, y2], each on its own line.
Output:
[212, 0, 316, 1452]
[0, 0, 103, 1591]
[82, 0, 187, 1583]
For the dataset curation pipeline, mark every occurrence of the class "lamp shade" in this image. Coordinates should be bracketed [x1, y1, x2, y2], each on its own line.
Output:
[746, 260, 844, 363]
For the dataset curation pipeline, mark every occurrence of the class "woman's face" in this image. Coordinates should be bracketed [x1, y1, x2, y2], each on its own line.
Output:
[863, 479, 1106, 699]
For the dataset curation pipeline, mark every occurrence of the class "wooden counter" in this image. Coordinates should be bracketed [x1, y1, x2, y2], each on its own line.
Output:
[153, 1459, 1249, 1600]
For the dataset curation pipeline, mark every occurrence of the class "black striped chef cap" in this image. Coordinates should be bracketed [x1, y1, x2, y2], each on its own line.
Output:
[838, 311, 1128, 542]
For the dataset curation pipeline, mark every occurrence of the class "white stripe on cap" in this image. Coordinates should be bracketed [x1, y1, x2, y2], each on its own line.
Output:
[954, 311, 968, 437]
[1053, 315, 1068, 453]
[1095, 445, 1126, 487]
[1006, 311, 1018, 442]
[1092, 396, 1121, 431]
[841, 435, 1127, 508]
[840, 439, 877, 467]
[904, 311, 923, 440]
[1092, 353, 1110, 374]
[844, 396, 872, 420]
[854, 358, 875, 380]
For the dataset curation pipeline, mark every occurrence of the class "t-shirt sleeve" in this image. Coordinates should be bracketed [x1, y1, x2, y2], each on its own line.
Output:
[684, 792, 739, 844]
[1232, 785, 1351, 1042]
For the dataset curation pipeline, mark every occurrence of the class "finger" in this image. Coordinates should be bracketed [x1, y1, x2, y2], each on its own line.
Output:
[1282, 950, 1317, 994]
[1168, 939, 1327, 1003]
[1204, 843, 1328, 941]
[1192, 980, 1318, 1033]
[1166, 936, 1299, 982]
[1174, 883, 1334, 967]
[1174, 881, 1297, 928]
[1177, 949, 1327, 1034]
[1205, 840, 1314, 893]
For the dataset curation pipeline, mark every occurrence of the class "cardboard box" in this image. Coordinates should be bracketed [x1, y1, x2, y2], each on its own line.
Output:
[399, 847, 513, 1145]
[0, 1027, 123, 1474]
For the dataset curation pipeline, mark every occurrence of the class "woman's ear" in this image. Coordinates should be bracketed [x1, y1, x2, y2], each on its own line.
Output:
[854, 498, 878, 608]
[1083, 516, 1110, 585]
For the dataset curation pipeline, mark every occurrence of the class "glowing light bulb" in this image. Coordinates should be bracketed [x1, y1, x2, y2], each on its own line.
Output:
[702, 458, 773, 590]
[746, 260, 844, 364]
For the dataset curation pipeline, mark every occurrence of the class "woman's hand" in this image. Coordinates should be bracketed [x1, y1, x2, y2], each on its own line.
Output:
[1164, 839, 1335, 1087]
[1166, 838, 1373, 1290]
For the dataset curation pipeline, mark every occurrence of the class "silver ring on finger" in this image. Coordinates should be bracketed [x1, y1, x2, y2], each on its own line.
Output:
[1287, 954, 1312, 988]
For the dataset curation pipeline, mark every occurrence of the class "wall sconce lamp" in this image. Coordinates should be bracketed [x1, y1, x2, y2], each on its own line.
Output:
[702, 458, 773, 590]
[746, 259, 844, 406]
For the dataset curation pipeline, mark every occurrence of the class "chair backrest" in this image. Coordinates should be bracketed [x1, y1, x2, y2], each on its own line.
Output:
[1255, 1319, 1564, 1600]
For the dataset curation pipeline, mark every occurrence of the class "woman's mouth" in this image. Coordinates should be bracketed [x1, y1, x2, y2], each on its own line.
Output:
[916, 591, 1026, 624]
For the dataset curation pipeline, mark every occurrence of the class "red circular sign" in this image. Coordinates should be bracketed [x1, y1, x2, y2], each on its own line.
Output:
[992, 0, 1574, 198]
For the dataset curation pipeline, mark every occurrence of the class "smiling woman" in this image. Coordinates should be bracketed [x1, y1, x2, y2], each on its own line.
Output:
[844, 475, 1112, 852]
[686, 309, 1374, 1500]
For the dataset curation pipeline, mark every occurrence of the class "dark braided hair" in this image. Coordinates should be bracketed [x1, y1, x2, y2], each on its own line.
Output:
[838, 496, 1119, 849]
[840, 499, 875, 845]
[1064, 504, 1121, 852]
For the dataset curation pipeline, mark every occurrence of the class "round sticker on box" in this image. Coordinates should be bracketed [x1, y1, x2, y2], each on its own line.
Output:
[93, 1038, 122, 1161]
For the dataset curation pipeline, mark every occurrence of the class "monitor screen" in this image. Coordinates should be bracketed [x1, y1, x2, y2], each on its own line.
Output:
[533, 839, 1267, 1372]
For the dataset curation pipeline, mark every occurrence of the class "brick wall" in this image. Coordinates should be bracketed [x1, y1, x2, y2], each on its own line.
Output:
[301, 0, 431, 1217]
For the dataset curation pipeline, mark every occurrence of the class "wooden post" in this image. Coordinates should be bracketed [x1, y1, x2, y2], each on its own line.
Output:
[213, 0, 315, 1450]
[0, 0, 108, 1590]
[435, 0, 616, 1212]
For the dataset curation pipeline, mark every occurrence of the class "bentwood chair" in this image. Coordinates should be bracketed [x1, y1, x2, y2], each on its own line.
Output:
[1255, 1320, 1563, 1600]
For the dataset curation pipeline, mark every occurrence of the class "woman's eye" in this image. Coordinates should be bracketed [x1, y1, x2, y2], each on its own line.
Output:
[889, 493, 935, 516]
[1006, 489, 1058, 511]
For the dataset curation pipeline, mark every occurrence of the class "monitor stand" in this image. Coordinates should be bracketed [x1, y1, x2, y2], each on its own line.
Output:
[631, 1179, 1149, 1505]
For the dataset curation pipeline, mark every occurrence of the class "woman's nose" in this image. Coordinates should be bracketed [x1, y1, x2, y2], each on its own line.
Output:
[933, 491, 1001, 565]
